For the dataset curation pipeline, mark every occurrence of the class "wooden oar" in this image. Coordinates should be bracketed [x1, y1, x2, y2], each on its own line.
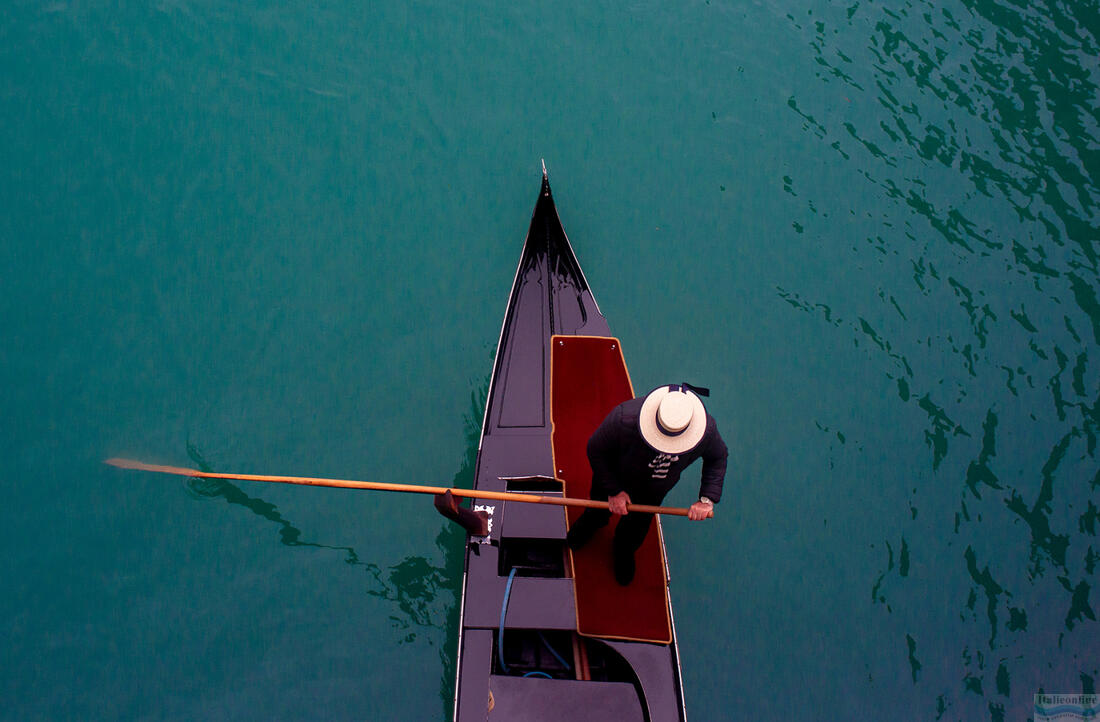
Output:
[104, 458, 691, 516]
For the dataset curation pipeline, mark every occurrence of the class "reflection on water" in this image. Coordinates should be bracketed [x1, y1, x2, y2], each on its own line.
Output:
[779, 0, 1097, 716]
[184, 441, 365, 562]
[181, 381, 485, 720]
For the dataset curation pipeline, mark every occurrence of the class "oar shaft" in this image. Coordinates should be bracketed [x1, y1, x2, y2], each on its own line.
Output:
[105, 458, 690, 517]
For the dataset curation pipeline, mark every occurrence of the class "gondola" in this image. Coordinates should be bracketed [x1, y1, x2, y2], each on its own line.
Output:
[450, 165, 688, 721]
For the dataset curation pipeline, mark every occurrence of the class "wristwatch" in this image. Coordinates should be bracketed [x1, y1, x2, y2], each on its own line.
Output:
[698, 497, 714, 505]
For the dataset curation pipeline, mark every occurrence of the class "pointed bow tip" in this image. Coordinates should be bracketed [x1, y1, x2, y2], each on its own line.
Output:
[539, 163, 552, 198]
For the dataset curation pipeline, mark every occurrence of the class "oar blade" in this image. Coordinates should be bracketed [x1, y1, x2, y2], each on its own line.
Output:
[104, 457, 200, 477]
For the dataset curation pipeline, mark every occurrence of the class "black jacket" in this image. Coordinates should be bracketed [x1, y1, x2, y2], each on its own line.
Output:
[586, 397, 728, 504]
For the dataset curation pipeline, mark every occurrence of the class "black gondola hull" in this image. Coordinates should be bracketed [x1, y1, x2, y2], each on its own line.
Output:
[452, 170, 687, 722]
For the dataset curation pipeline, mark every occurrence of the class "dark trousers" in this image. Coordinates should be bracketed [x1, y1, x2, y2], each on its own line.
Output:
[570, 486, 665, 555]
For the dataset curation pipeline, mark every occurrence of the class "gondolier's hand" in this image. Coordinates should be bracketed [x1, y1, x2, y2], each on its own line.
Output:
[608, 491, 631, 515]
[688, 500, 714, 521]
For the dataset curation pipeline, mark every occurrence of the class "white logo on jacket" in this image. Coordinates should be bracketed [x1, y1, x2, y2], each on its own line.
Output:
[648, 453, 680, 479]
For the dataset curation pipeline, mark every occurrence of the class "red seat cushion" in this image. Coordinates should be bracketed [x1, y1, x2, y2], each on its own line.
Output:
[551, 335, 672, 644]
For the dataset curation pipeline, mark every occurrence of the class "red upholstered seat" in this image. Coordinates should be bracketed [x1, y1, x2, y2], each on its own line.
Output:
[551, 335, 672, 644]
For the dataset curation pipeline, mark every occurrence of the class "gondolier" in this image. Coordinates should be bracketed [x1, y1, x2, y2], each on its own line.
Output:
[566, 383, 728, 585]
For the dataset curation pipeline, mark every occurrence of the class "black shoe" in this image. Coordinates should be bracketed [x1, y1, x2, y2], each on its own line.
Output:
[614, 549, 636, 586]
[566, 521, 599, 551]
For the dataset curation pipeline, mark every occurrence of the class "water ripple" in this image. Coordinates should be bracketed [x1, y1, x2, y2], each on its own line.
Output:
[777, 0, 1099, 714]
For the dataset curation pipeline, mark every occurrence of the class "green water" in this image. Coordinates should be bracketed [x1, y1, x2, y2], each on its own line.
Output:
[2, 0, 1097, 719]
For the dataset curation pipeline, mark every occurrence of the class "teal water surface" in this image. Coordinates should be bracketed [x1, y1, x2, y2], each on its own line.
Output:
[2, 0, 1098, 720]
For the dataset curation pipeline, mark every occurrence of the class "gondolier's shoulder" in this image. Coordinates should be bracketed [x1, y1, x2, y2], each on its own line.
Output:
[616, 396, 646, 430]
[703, 414, 727, 448]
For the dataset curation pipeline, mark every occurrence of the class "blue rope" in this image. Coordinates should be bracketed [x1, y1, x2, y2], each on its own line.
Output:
[536, 631, 573, 671]
[498, 568, 518, 674]
[523, 671, 553, 679]
[498, 570, 572, 676]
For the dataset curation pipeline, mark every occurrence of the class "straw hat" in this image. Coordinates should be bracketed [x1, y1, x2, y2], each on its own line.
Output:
[639, 384, 708, 454]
